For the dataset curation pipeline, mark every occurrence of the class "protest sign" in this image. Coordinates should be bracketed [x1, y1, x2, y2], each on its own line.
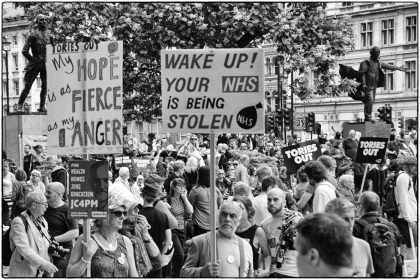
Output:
[68, 160, 108, 218]
[115, 156, 132, 168]
[355, 137, 388, 164]
[46, 41, 123, 155]
[281, 140, 322, 173]
[161, 49, 265, 133]
[131, 157, 151, 177]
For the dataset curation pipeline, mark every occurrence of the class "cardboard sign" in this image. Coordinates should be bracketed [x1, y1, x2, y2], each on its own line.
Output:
[68, 160, 108, 218]
[46, 41, 123, 155]
[161, 49, 265, 133]
[131, 157, 151, 177]
[281, 140, 322, 173]
[115, 156, 132, 168]
[355, 137, 388, 164]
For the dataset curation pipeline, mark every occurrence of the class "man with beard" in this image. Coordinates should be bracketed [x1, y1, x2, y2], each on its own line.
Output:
[260, 188, 303, 277]
[181, 201, 253, 277]
[17, 15, 53, 112]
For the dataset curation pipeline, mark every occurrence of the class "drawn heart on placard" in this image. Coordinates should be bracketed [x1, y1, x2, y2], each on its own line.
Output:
[236, 102, 263, 130]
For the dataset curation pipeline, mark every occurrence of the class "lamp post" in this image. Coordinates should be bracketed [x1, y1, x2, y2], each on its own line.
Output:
[3, 38, 11, 114]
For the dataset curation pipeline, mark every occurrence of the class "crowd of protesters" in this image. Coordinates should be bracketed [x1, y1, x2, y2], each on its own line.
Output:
[2, 128, 418, 277]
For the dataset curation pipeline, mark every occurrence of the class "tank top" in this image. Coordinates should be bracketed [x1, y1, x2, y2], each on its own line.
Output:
[91, 233, 129, 277]
[236, 224, 259, 270]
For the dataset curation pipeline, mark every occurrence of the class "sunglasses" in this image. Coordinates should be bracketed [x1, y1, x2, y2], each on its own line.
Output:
[110, 210, 127, 217]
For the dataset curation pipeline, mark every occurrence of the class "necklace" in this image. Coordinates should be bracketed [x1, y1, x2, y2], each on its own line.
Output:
[94, 231, 117, 251]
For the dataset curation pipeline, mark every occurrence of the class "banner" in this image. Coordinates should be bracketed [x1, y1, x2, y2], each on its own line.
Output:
[281, 140, 322, 173]
[131, 157, 151, 177]
[68, 160, 108, 218]
[355, 137, 388, 164]
[46, 41, 123, 155]
[161, 49, 265, 133]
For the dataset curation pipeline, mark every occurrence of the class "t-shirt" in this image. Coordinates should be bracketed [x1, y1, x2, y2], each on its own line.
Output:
[260, 209, 302, 277]
[352, 236, 375, 277]
[217, 233, 253, 277]
[43, 203, 78, 248]
[140, 206, 170, 251]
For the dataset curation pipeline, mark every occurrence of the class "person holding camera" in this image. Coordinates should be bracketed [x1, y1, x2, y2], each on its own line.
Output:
[43, 182, 79, 277]
[8, 192, 58, 277]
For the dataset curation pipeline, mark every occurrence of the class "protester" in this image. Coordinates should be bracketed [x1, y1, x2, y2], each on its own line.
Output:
[317, 155, 338, 187]
[163, 160, 186, 194]
[167, 178, 193, 277]
[177, 134, 199, 162]
[294, 213, 354, 277]
[66, 185, 138, 277]
[23, 144, 36, 178]
[217, 143, 230, 173]
[234, 196, 271, 277]
[260, 188, 302, 277]
[394, 156, 418, 260]
[115, 166, 130, 189]
[43, 182, 79, 277]
[27, 169, 46, 193]
[11, 168, 31, 218]
[336, 174, 356, 203]
[343, 129, 358, 161]
[215, 169, 232, 200]
[235, 154, 250, 185]
[8, 192, 58, 277]
[189, 166, 223, 236]
[304, 161, 337, 213]
[325, 198, 374, 277]
[181, 201, 254, 277]
[3, 160, 15, 202]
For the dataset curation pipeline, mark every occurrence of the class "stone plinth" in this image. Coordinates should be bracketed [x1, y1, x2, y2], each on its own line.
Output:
[342, 121, 391, 138]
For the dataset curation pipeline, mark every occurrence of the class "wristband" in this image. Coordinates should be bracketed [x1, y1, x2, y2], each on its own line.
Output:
[143, 239, 151, 243]
[81, 256, 91, 263]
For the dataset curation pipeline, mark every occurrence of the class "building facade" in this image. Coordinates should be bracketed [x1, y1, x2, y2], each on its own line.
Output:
[263, 2, 418, 139]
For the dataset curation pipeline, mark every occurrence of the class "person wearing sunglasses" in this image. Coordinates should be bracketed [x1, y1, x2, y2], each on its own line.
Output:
[9, 192, 58, 277]
[66, 182, 138, 277]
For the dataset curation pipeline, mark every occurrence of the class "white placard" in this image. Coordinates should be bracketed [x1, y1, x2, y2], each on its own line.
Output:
[46, 41, 123, 155]
[161, 49, 265, 133]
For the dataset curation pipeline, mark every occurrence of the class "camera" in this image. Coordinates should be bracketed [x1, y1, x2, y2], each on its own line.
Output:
[48, 240, 71, 259]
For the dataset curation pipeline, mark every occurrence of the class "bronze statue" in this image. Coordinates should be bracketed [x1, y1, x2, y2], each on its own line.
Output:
[359, 46, 407, 122]
[17, 14, 53, 113]
[339, 47, 407, 123]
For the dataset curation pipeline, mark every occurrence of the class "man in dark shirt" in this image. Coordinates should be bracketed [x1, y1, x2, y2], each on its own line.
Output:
[342, 130, 358, 161]
[44, 182, 79, 277]
[386, 135, 401, 160]
[140, 176, 172, 278]
[23, 144, 36, 178]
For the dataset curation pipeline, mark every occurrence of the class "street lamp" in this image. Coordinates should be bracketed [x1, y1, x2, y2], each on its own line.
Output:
[3, 37, 11, 114]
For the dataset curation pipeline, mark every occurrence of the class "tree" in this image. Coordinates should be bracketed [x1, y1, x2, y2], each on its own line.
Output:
[16, 3, 354, 122]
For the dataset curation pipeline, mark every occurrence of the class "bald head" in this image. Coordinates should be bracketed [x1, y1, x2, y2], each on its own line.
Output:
[359, 191, 380, 213]
[267, 187, 286, 202]
[48, 182, 65, 195]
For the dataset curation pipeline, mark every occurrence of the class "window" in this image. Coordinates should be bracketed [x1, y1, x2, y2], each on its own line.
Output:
[13, 80, 19, 96]
[405, 61, 416, 90]
[353, 113, 358, 119]
[266, 95, 272, 112]
[265, 58, 272, 76]
[312, 70, 319, 87]
[383, 62, 394, 91]
[342, 2, 353, 6]
[406, 16, 417, 43]
[12, 54, 18, 70]
[3, 80, 7, 94]
[381, 19, 394, 45]
[324, 115, 327, 121]
[12, 35, 17, 45]
[361, 22, 373, 48]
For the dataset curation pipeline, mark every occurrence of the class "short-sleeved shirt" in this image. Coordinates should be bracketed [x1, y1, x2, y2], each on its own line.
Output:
[140, 206, 170, 251]
[352, 237, 375, 277]
[43, 203, 78, 248]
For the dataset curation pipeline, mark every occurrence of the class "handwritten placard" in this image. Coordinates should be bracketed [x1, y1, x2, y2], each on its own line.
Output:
[46, 41, 123, 155]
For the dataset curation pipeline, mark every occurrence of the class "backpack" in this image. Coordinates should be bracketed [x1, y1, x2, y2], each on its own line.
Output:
[382, 172, 411, 220]
[356, 218, 400, 277]
[2, 214, 29, 266]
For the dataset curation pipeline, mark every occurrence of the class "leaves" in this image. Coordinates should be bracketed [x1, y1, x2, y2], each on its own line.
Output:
[15, 2, 354, 120]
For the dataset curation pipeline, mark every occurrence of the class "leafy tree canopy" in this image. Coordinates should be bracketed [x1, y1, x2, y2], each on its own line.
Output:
[16, 2, 354, 122]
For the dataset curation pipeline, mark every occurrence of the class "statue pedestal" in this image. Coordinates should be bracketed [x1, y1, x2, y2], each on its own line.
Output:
[342, 121, 391, 138]
[2, 113, 48, 167]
